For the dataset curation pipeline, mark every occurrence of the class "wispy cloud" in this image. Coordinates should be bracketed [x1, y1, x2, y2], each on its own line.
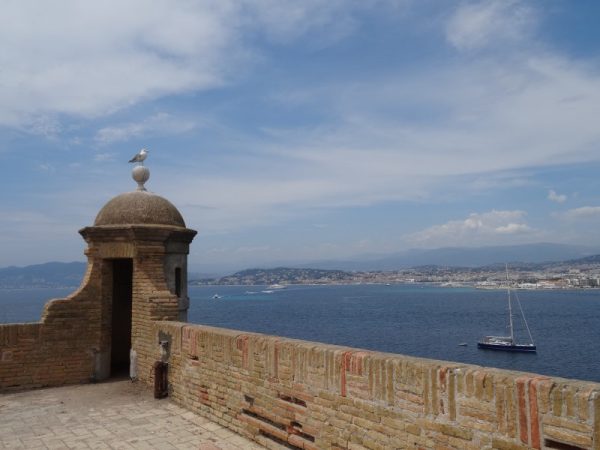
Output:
[0, 4, 226, 128]
[404, 210, 534, 247]
[0, 1, 399, 131]
[1, 2, 600, 267]
[547, 189, 567, 203]
[559, 206, 600, 220]
[495, 223, 531, 234]
[254, 44, 600, 194]
[446, 0, 535, 51]
[95, 113, 197, 144]
[93, 153, 116, 163]
[157, 46, 600, 232]
[36, 163, 55, 172]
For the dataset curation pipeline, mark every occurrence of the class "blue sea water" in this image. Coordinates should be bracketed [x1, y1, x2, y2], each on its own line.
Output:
[2, 284, 599, 383]
[0, 287, 73, 324]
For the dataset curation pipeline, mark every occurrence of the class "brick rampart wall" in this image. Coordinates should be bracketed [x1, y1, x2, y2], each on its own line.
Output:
[0, 262, 103, 390]
[0, 254, 180, 392]
[0, 226, 192, 392]
[154, 321, 600, 450]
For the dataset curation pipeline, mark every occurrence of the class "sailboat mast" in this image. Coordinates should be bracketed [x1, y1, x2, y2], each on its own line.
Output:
[513, 290, 535, 345]
[506, 264, 514, 343]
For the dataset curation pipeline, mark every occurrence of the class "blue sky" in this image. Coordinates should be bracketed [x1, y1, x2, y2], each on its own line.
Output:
[1, 0, 600, 272]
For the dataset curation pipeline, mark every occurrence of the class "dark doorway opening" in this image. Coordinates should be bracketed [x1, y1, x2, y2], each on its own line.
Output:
[175, 267, 182, 297]
[111, 259, 133, 376]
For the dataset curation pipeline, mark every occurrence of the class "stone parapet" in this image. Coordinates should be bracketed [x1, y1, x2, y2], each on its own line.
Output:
[153, 321, 600, 450]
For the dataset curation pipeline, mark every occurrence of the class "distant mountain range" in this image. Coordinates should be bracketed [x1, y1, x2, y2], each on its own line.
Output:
[195, 253, 600, 286]
[299, 243, 600, 271]
[0, 262, 86, 288]
[1, 243, 599, 288]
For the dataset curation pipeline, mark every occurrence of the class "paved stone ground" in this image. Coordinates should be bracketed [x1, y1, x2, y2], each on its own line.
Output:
[0, 380, 265, 450]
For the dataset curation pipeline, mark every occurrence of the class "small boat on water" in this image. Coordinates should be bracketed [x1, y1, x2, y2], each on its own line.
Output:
[478, 336, 536, 352]
[212, 294, 222, 300]
[478, 265, 536, 353]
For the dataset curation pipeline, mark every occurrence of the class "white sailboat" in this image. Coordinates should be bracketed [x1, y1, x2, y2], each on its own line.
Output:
[477, 265, 536, 353]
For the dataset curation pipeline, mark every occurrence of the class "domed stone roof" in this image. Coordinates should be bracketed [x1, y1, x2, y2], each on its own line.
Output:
[94, 191, 186, 228]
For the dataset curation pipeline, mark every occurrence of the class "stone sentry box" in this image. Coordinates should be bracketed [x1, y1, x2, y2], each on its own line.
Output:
[0, 166, 196, 389]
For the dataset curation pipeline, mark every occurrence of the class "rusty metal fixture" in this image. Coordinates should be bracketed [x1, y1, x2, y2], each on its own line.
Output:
[153, 361, 168, 399]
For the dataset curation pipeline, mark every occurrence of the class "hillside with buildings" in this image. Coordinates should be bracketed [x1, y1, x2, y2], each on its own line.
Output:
[2, 254, 600, 289]
[192, 255, 600, 289]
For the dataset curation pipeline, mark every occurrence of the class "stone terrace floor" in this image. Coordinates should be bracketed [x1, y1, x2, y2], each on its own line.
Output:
[0, 379, 266, 450]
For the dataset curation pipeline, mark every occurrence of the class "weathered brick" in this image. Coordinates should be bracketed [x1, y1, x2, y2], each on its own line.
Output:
[543, 424, 593, 448]
[491, 437, 530, 450]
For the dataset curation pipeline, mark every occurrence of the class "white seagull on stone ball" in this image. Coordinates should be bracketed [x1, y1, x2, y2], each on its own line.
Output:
[129, 148, 149, 165]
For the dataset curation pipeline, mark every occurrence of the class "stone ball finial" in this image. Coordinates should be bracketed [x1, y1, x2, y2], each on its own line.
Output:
[132, 166, 150, 191]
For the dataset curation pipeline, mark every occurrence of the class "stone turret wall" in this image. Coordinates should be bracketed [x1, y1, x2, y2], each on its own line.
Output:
[0, 170, 196, 392]
[130, 243, 181, 383]
[0, 229, 188, 392]
[154, 321, 600, 450]
[0, 260, 105, 391]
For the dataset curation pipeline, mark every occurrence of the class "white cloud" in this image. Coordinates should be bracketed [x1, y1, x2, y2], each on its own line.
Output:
[0, 1, 230, 128]
[7, 2, 595, 247]
[156, 49, 600, 231]
[243, 0, 356, 43]
[3, 1, 600, 266]
[446, 0, 535, 51]
[95, 113, 197, 144]
[93, 153, 116, 163]
[560, 206, 600, 220]
[168, 176, 347, 234]
[241, 0, 404, 44]
[405, 210, 534, 247]
[495, 223, 531, 234]
[36, 163, 55, 172]
[0, 1, 397, 131]
[257, 37, 600, 176]
[547, 189, 567, 203]
[258, 53, 600, 191]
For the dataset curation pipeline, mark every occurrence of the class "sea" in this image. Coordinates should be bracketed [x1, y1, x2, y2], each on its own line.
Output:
[1, 284, 599, 383]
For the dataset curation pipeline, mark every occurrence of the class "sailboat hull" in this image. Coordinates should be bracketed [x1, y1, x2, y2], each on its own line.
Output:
[478, 265, 537, 353]
[477, 342, 537, 352]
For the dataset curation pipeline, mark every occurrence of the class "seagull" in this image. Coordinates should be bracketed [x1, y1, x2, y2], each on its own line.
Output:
[129, 148, 149, 165]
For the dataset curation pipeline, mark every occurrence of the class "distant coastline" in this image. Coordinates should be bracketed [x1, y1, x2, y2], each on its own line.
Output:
[191, 281, 598, 291]
[191, 261, 600, 290]
[1, 253, 600, 290]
